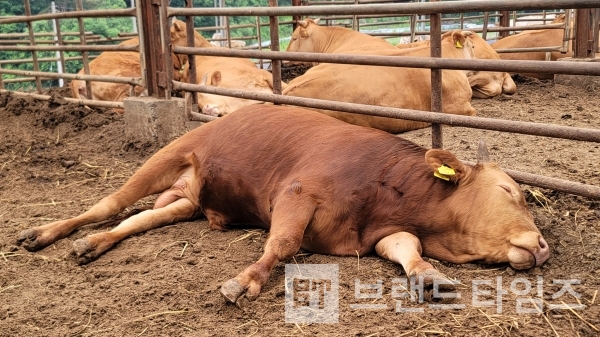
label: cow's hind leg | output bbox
[220,192,315,305]
[17,191,136,251]
[17,154,196,252]
[72,198,196,264]
[375,232,456,288]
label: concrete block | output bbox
[123,97,190,148]
[554,57,600,92]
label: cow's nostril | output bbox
[539,236,548,249]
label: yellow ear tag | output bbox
[455,40,463,49]
[300,29,308,38]
[438,164,456,176]
[434,164,456,181]
[434,171,450,181]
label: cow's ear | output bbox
[210,71,222,86]
[172,20,184,32]
[312,18,320,25]
[425,149,467,183]
[451,30,470,49]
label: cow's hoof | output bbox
[16,228,46,251]
[220,278,246,305]
[417,269,458,290]
[72,238,97,265]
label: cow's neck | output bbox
[315,26,358,53]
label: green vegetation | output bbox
[0,0,293,90]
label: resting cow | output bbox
[173,21,281,117]
[285,18,396,64]
[16,105,550,305]
[283,30,476,133]
[397,32,516,98]
[490,15,572,79]
[70,20,203,112]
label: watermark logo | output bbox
[284,264,586,322]
[285,264,339,323]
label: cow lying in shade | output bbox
[397,32,517,98]
[490,15,575,79]
[283,30,476,133]
[70,20,204,112]
[17,105,549,306]
[173,21,281,117]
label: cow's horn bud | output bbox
[477,139,490,163]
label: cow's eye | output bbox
[499,185,512,194]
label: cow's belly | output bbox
[300,221,368,256]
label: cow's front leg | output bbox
[220,192,315,305]
[72,198,196,264]
[375,232,455,288]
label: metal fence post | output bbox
[24,0,42,93]
[268,0,282,95]
[430,5,443,149]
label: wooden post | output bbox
[140,0,165,98]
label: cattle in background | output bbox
[490,15,572,79]
[70,42,145,111]
[16,105,550,305]
[283,30,476,133]
[70,20,201,112]
[210,32,247,49]
[285,18,397,65]
[172,21,281,117]
[397,32,517,98]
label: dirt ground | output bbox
[0,77,599,337]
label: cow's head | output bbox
[170,19,214,49]
[443,30,476,61]
[421,141,549,270]
[286,18,321,54]
[198,70,276,117]
[461,32,517,98]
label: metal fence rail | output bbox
[173,46,600,75]
[168,0,600,200]
[168,1,599,16]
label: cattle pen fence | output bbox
[0,0,600,201]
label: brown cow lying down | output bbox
[490,15,573,79]
[283,30,476,133]
[70,39,145,110]
[397,32,517,98]
[286,18,397,64]
[171,20,281,117]
[70,20,210,112]
[17,105,550,305]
